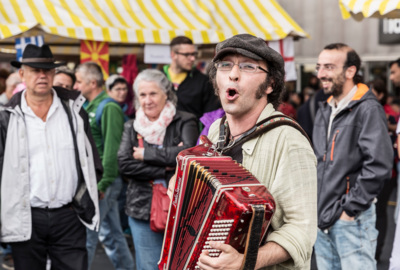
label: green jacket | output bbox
[85,91,124,192]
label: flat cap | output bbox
[212,34,284,74]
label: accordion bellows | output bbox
[159,136,275,270]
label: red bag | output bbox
[137,133,170,233]
[150,183,170,233]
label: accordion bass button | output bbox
[242,187,251,192]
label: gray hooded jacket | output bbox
[313,83,393,230]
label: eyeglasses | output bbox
[215,61,269,73]
[315,64,345,72]
[175,51,198,58]
[112,87,128,92]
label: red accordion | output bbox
[158,136,275,270]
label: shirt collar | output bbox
[21,88,60,119]
[328,85,358,111]
[256,103,275,124]
[241,103,275,156]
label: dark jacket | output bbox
[163,66,220,120]
[118,110,198,221]
[312,84,393,230]
[297,89,330,141]
[0,87,103,242]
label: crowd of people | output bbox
[0,33,398,270]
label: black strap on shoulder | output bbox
[61,100,95,224]
[240,204,265,270]
[217,114,311,153]
[216,115,228,151]
[248,114,312,146]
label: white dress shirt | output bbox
[21,89,78,208]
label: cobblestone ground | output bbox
[0,192,396,270]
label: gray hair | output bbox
[75,62,103,88]
[133,69,177,109]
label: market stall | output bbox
[340,0,400,20]
[0,0,307,44]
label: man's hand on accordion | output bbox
[197,241,243,270]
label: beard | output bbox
[321,71,345,98]
[176,61,193,73]
[255,79,269,99]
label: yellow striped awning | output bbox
[0,0,308,44]
[340,0,400,20]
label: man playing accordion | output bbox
[196,34,317,270]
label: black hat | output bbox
[11,44,65,69]
[212,34,284,73]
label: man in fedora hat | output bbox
[193,34,317,269]
[0,44,102,270]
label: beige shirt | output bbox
[208,104,318,270]
[327,85,358,140]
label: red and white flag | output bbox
[268,37,296,81]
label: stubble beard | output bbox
[322,72,345,98]
[176,61,192,73]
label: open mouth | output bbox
[226,88,239,100]
[228,89,237,97]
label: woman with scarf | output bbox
[118,69,198,270]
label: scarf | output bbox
[133,101,176,145]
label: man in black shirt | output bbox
[163,36,220,121]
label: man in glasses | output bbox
[313,43,392,269]
[163,36,220,121]
[195,33,317,269]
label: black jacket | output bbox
[163,66,220,120]
[118,110,199,220]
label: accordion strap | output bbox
[217,114,311,153]
[240,204,266,270]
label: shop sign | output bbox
[379,18,400,44]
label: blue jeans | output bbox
[390,209,400,269]
[128,217,163,270]
[395,161,400,223]
[315,204,378,270]
[86,177,134,270]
